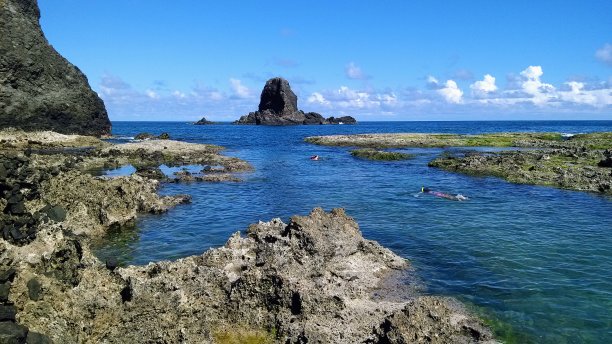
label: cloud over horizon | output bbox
[98,63,612,121]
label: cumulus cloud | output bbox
[595,43,612,66]
[558,81,612,107]
[518,66,555,105]
[470,74,497,97]
[438,80,463,104]
[307,86,396,110]
[345,62,369,80]
[307,92,330,106]
[229,78,251,98]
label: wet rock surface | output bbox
[0,0,111,136]
[429,148,612,194]
[308,131,612,194]
[0,131,494,343]
[235,77,356,125]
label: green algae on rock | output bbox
[305,132,568,148]
[429,149,612,194]
[350,148,414,161]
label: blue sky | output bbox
[39,0,612,121]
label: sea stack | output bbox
[0,0,111,136]
[234,77,356,125]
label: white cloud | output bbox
[426,75,440,89]
[595,43,612,66]
[438,80,463,104]
[145,89,159,99]
[558,81,612,107]
[519,66,555,105]
[172,90,186,99]
[307,92,330,105]
[470,74,497,97]
[307,86,397,110]
[229,78,251,98]
[345,62,369,80]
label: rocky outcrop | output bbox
[0,0,111,136]
[234,77,357,125]
[326,116,356,124]
[0,133,493,343]
[2,204,493,343]
[429,148,612,194]
[194,116,215,125]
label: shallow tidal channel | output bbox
[95,121,612,343]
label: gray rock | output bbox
[0,283,10,302]
[26,331,52,344]
[27,278,41,301]
[0,269,15,283]
[0,0,111,136]
[0,321,28,344]
[45,206,66,222]
[0,305,16,321]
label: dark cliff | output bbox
[0,0,111,136]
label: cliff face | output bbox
[0,0,111,136]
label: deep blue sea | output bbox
[96,121,612,343]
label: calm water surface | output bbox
[96,121,612,343]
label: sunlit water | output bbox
[94,121,612,343]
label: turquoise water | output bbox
[96,121,612,343]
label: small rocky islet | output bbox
[234,77,356,125]
[306,132,612,194]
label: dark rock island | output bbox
[0,0,111,136]
[234,77,356,125]
[194,116,215,125]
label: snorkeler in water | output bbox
[421,187,468,201]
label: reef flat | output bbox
[0,131,494,343]
[306,132,612,194]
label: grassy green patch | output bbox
[568,132,612,149]
[351,148,414,161]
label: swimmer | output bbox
[310,155,320,161]
[421,187,469,201]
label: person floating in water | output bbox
[421,187,468,201]
[310,155,320,161]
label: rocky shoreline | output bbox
[306,132,612,194]
[0,131,495,343]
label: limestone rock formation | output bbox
[0,0,111,136]
[234,77,356,125]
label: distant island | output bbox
[234,77,356,125]
[194,116,216,125]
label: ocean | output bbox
[95,120,612,343]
